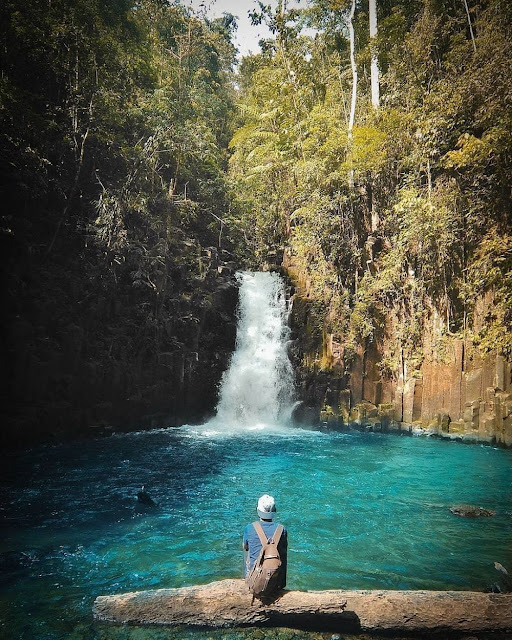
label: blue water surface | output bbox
[1,426,511,639]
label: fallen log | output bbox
[93,578,512,634]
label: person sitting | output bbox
[243,494,287,590]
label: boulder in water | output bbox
[450,504,495,517]
[137,486,156,506]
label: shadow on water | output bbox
[1,427,411,538]
[0,426,254,638]
[0,427,243,595]
[78,622,512,640]
[1,428,234,536]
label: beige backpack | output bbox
[245,521,284,598]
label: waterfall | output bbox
[213,271,296,430]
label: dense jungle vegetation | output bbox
[1,0,243,440]
[229,0,512,374]
[1,0,511,442]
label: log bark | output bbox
[93,578,512,634]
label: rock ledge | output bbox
[93,579,512,633]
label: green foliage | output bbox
[1,0,242,433]
[229,0,512,370]
[463,231,512,357]
[2,0,512,435]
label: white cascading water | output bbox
[213,271,296,430]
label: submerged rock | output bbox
[450,504,496,517]
[137,485,156,506]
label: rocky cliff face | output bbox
[2,250,239,448]
[288,278,512,448]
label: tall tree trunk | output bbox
[347,0,357,187]
[369,0,380,109]
[463,0,477,52]
[347,0,357,135]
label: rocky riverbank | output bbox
[298,399,512,448]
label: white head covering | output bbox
[257,494,276,520]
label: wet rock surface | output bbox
[449,504,496,517]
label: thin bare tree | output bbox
[369,0,380,108]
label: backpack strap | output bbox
[272,524,284,546]
[252,521,284,546]
[252,521,268,546]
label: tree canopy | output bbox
[0,0,242,437]
[228,0,512,367]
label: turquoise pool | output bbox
[1,425,511,639]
